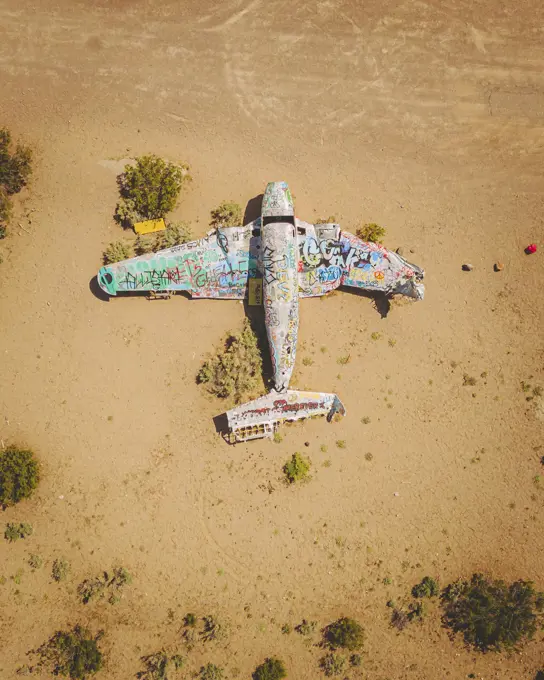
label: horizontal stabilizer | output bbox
[225,390,346,443]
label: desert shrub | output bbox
[4,522,33,542]
[200,615,229,643]
[34,625,103,679]
[283,453,311,484]
[115,197,141,226]
[210,200,242,229]
[356,222,386,244]
[350,653,362,667]
[0,446,40,508]
[0,185,12,225]
[320,653,346,676]
[295,618,316,635]
[324,617,365,651]
[535,672,544,680]
[0,128,33,195]
[441,573,544,652]
[52,558,70,582]
[78,566,132,605]
[137,651,184,679]
[197,320,263,402]
[412,576,440,598]
[116,155,189,225]
[103,240,133,264]
[184,612,197,627]
[252,657,287,680]
[155,221,193,250]
[29,553,43,569]
[199,663,224,680]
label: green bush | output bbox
[356,223,386,244]
[0,128,32,195]
[324,617,365,651]
[200,615,229,642]
[198,663,224,680]
[155,221,193,249]
[252,657,287,680]
[116,155,189,225]
[283,453,311,484]
[35,625,103,679]
[441,573,544,652]
[183,612,197,627]
[103,240,133,264]
[52,558,70,582]
[78,566,132,605]
[210,201,242,229]
[197,320,263,402]
[412,576,439,598]
[320,653,346,676]
[29,553,43,569]
[4,522,33,542]
[0,185,12,225]
[136,651,184,679]
[0,446,39,508]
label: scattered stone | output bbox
[393,492,400,497]
[494,262,504,272]
[462,264,473,271]
[304,441,310,447]
[395,247,405,256]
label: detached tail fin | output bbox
[225,390,346,443]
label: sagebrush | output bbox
[197,320,263,402]
[0,127,32,236]
[0,445,40,508]
[210,201,242,229]
[412,576,439,598]
[78,566,132,605]
[324,617,365,651]
[252,657,287,680]
[115,155,190,226]
[356,222,386,243]
[136,651,184,680]
[33,625,103,679]
[283,453,311,484]
[103,241,133,264]
[441,573,544,652]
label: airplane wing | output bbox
[98,221,262,298]
[296,221,424,300]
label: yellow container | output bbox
[248,278,263,306]
[134,218,166,235]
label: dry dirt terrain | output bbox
[1,0,544,678]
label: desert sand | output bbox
[0,0,543,678]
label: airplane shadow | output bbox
[89,275,110,302]
[244,194,263,224]
[340,286,391,319]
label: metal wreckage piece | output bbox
[98,181,425,442]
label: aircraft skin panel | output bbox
[97,221,261,298]
[261,221,299,391]
[297,227,425,300]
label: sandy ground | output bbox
[1,0,544,678]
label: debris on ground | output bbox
[525,243,537,254]
[462,264,473,271]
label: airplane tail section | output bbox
[225,390,346,443]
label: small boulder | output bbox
[462,264,473,271]
[494,262,504,272]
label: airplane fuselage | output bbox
[260,181,300,392]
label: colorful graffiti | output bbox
[96,180,425,442]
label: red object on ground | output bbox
[525,244,537,254]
